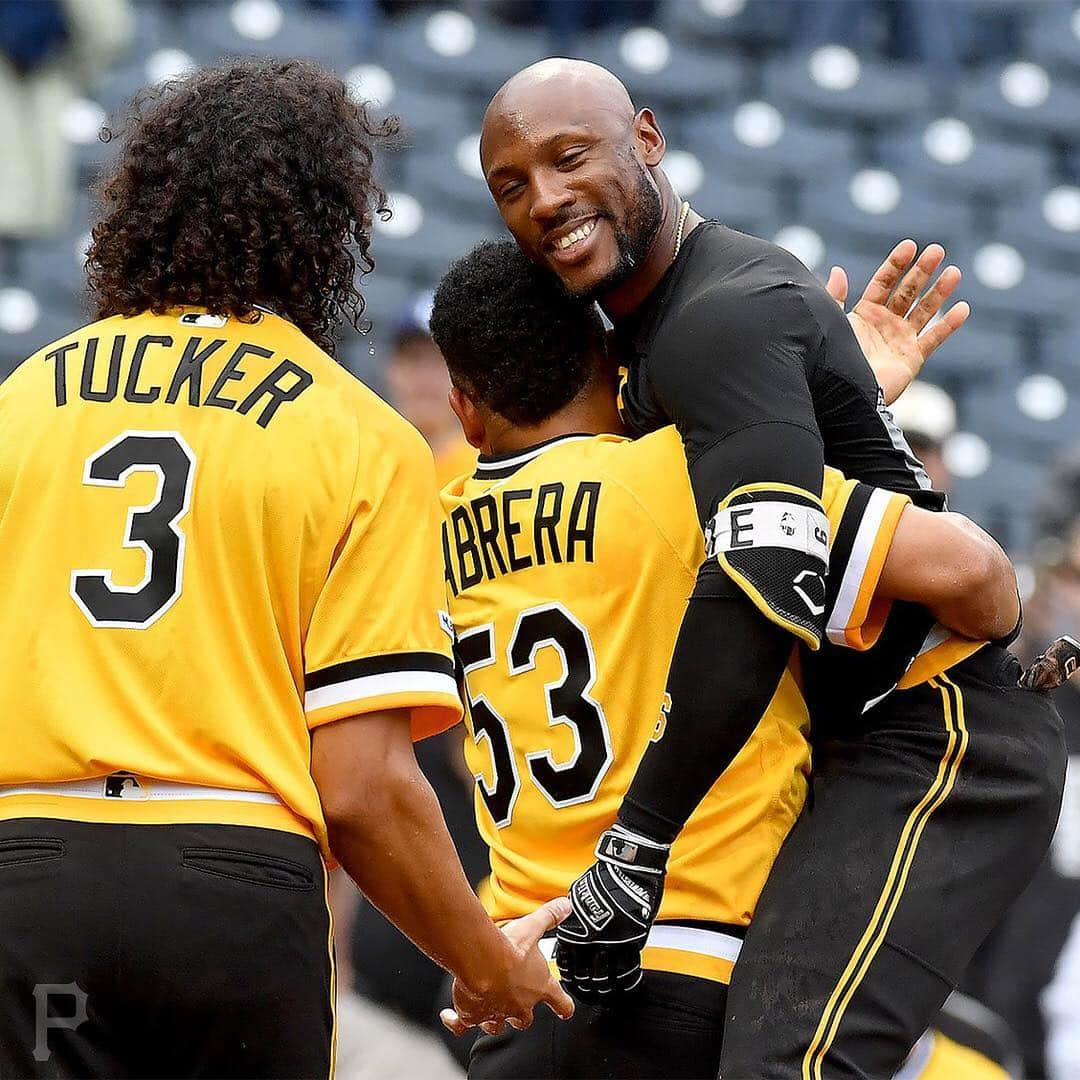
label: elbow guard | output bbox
[705,484,829,649]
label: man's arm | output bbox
[312,708,573,1030]
[556,287,828,998]
[878,507,1019,641]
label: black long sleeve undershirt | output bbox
[617,592,793,845]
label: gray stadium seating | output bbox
[178,0,361,71]
[956,64,1080,146]
[800,175,975,256]
[569,32,745,119]
[998,189,1080,275]
[762,50,932,130]
[684,106,858,191]
[380,11,548,100]
[663,0,798,52]
[1024,3,1080,77]
[876,123,1053,207]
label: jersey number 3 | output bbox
[71,431,196,629]
[457,604,612,828]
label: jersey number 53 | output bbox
[456,603,613,828]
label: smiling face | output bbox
[481,63,666,300]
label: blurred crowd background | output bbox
[3,0,1080,1076]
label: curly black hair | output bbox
[429,240,606,426]
[86,58,398,355]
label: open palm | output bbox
[827,240,970,406]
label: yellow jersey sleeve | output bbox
[821,466,910,651]
[303,420,462,740]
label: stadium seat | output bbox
[955,62,1080,146]
[380,11,548,100]
[689,173,781,240]
[570,30,744,120]
[354,273,416,344]
[683,104,858,191]
[800,170,974,255]
[1024,3,1080,76]
[19,233,93,309]
[62,97,113,185]
[948,452,1042,554]
[663,0,799,52]
[178,0,360,71]
[1039,319,1080,390]
[378,85,472,157]
[0,287,82,376]
[998,185,1080,274]
[403,143,500,226]
[875,119,1053,206]
[816,243,881,291]
[954,242,1077,335]
[909,322,1024,394]
[1068,145,1080,183]
[762,48,932,131]
[369,198,498,283]
[961,377,1080,464]
[97,45,203,114]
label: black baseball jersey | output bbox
[615,222,945,712]
[616,222,943,513]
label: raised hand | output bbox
[827,240,970,406]
[440,896,575,1037]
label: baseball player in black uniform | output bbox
[479,57,1067,1078]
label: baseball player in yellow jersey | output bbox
[0,62,572,1079]
[429,240,1021,1078]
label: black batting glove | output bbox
[553,825,669,1003]
[1020,635,1080,691]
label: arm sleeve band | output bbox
[691,424,828,648]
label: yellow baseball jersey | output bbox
[433,435,478,488]
[441,429,908,983]
[0,308,461,853]
[904,1030,1010,1080]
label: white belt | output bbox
[0,773,284,806]
[540,924,742,964]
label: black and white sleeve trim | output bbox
[304,652,457,713]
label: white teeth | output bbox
[557,219,596,250]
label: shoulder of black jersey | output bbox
[691,223,820,285]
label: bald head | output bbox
[484,58,636,141]
[480,59,672,302]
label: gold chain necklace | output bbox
[673,200,691,259]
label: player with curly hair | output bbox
[0,59,570,1078]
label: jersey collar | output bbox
[473,433,594,480]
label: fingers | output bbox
[507,1011,533,1031]
[503,896,573,950]
[826,265,848,308]
[546,979,576,1019]
[860,239,918,306]
[918,301,970,359]
[906,264,961,333]
[884,243,945,317]
[440,1008,472,1037]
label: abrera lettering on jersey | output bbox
[443,480,600,595]
[41,332,314,428]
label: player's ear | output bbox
[449,385,486,450]
[634,109,665,167]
